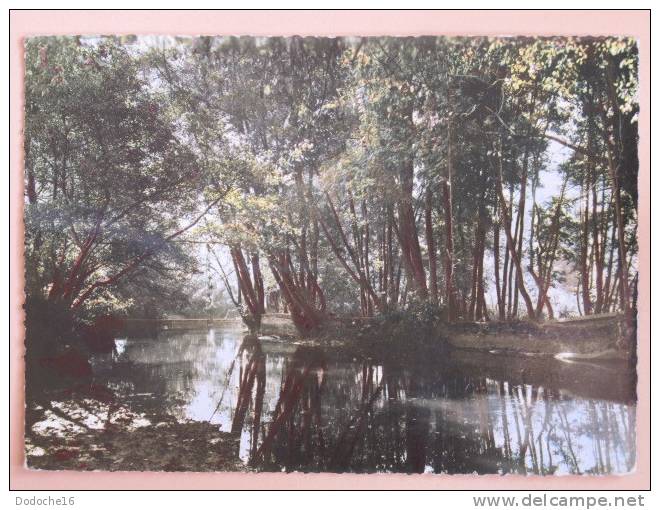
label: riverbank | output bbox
[445,313,632,360]
[124,312,633,361]
[25,392,245,472]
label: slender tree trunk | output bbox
[534,177,568,319]
[495,138,536,319]
[387,207,396,310]
[397,156,428,301]
[599,106,631,318]
[529,267,555,320]
[501,218,510,319]
[442,122,456,318]
[251,252,265,315]
[319,191,383,315]
[268,249,325,335]
[230,245,264,333]
[493,199,505,320]
[469,204,487,321]
[603,217,617,312]
[513,147,530,318]
[468,224,479,321]
[610,163,631,314]
[580,171,594,315]
[506,184,515,319]
[425,186,439,304]
[479,208,488,320]
[592,173,604,313]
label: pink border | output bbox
[9,10,650,490]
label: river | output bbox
[93,327,636,475]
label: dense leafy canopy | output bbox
[24,35,639,335]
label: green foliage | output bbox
[23,35,640,329]
[24,36,203,316]
[352,301,449,357]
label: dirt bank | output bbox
[25,395,245,472]
[122,312,632,360]
[445,314,631,359]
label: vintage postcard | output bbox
[10,9,650,492]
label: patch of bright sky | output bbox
[484,137,580,317]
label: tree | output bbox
[25,34,639,338]
[24,37,216,324]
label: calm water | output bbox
[97,328,637,474]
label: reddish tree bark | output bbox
[533,177,567,319]
[469,205,487,321]
[425,186,439,304]
[318,191,383,315]
[268,249,325,335]
[69,196,222,310]
[591,169,604,313]
[495,141,536,319]
[493,200,505,320]
[580,172,594,315]
[396,158,428,301]
[230,246,265,333]
[441,178,455,318]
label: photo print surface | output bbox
[23,35,639,474]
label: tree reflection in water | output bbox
[104,330,637,474]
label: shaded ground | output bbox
[25,396,244,472]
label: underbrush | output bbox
[24,296,125,401]
[329,303,450,361]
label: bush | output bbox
[24,296,76,361]
[23,296,114,398]
[352,302,449,356]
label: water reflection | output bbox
[100,328,637,474]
